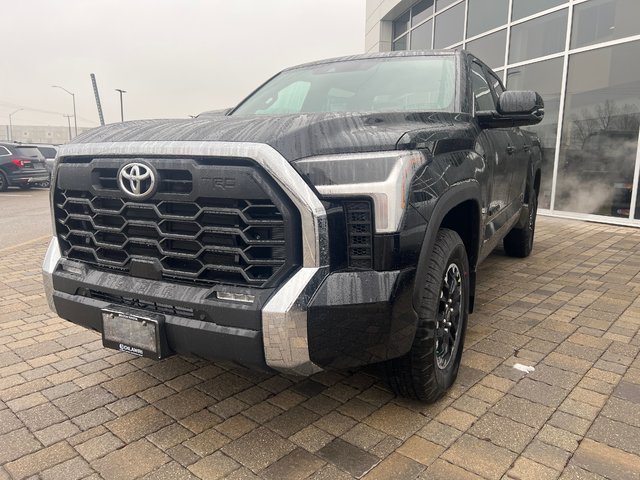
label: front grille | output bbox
[54,157,300,288]
[85,290,196,318]
[344,201,373,269]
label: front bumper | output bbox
[43,237,417,374]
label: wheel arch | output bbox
[412,182,483,314]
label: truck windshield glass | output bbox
[232,56,456,115]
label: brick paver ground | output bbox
[1,216,639,480]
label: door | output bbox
[470,62,511,220]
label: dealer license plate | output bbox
[101,306,165,359]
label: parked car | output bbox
[33,144,59,177]
[0,142,51,191]
[43,50,543,402]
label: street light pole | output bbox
[52,85,78,136]
[8,109,22,142]
[115,89,126,122]
[63,115,73,141]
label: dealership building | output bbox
[366,0,640,226]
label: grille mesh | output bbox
[54,158,297,288]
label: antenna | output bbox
[90,73,105,126]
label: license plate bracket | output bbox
[101,305,169,359]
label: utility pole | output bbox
[115,89,126,122]
[52,85,77,136]
[63,115,73,141]
[8,109,22,142]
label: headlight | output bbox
[293,151,427,233]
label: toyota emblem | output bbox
[118,162,157,200]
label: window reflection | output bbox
[434,2,465,48]
[509,9,568,64]
[412,0,434,26]
[507,58,564,209]
[436,0,458,11]
[512,0,566,21]
[466,29,506,70]
[410,20,432,50]
[556,41,640,218]
[467,0,508,38]
[393,10,411,39]
[393,35,408,51]
[571,0,640,49]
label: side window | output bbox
[471,62,495,112]
[0,146,11,156]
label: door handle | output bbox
[506,146,516,155]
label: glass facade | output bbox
[389,0,640,225]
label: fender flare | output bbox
[412,181,483,311]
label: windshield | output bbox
[232,56,457,116]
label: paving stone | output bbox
[290,425,335,452]
[506,456,560,480]
[317,438,381,478]
[198,372,252,400]
[102,370,159,397]
[154,387,213,420]
[208,397,248,419]
[365,403,427,440]
[40,456,93,480]
[53,385,116,417]
[16,402,66,431]
[215,414,258,440]
[341,423,386,451]
[435,407,478,431]
[417,420,462,448]
[523,439,572,472]
[222,427,295,473]
[5,441,76,480]
[0,408,23,435]
[266,405,320,437]
[183,427,231,457]
[71,407,115,431]
[75,432,124,462]
[363,452,425,479]
[571,438,640,480]
[187,452,240,480]
[141,461,198,480]
[469,412,537,453]
[261,448,325,480]
[147,423,193,450]
[548,411,592,436]
[396,435,445,466]
[614,381,640,404]
[167,444,201,467]
[104,404,173,443]
[536,425,581,452]
[0,428,40,464]
[492,394,554,428]
[420,459,484,479]
[93,439,170,479]
[313,410,357,437]
[511,378,569,408]
[442,434,517,480]
[34,420,80,446]
[180,408,223,434]
[587,416,640,456]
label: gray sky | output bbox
[1,0,365,127]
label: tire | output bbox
[384,228,469,402]
[503,180,538,258]
[0,172,7,192]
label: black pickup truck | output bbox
[43,51,543,402]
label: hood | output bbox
[71,112,471,161]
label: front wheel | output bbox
[0,172,7,192]
[384,228,469,402]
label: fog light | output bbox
[216,291,255,303]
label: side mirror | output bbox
[478,91,544,128]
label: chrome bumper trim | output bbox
[42,237,62,314]
[56,141,329,375]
